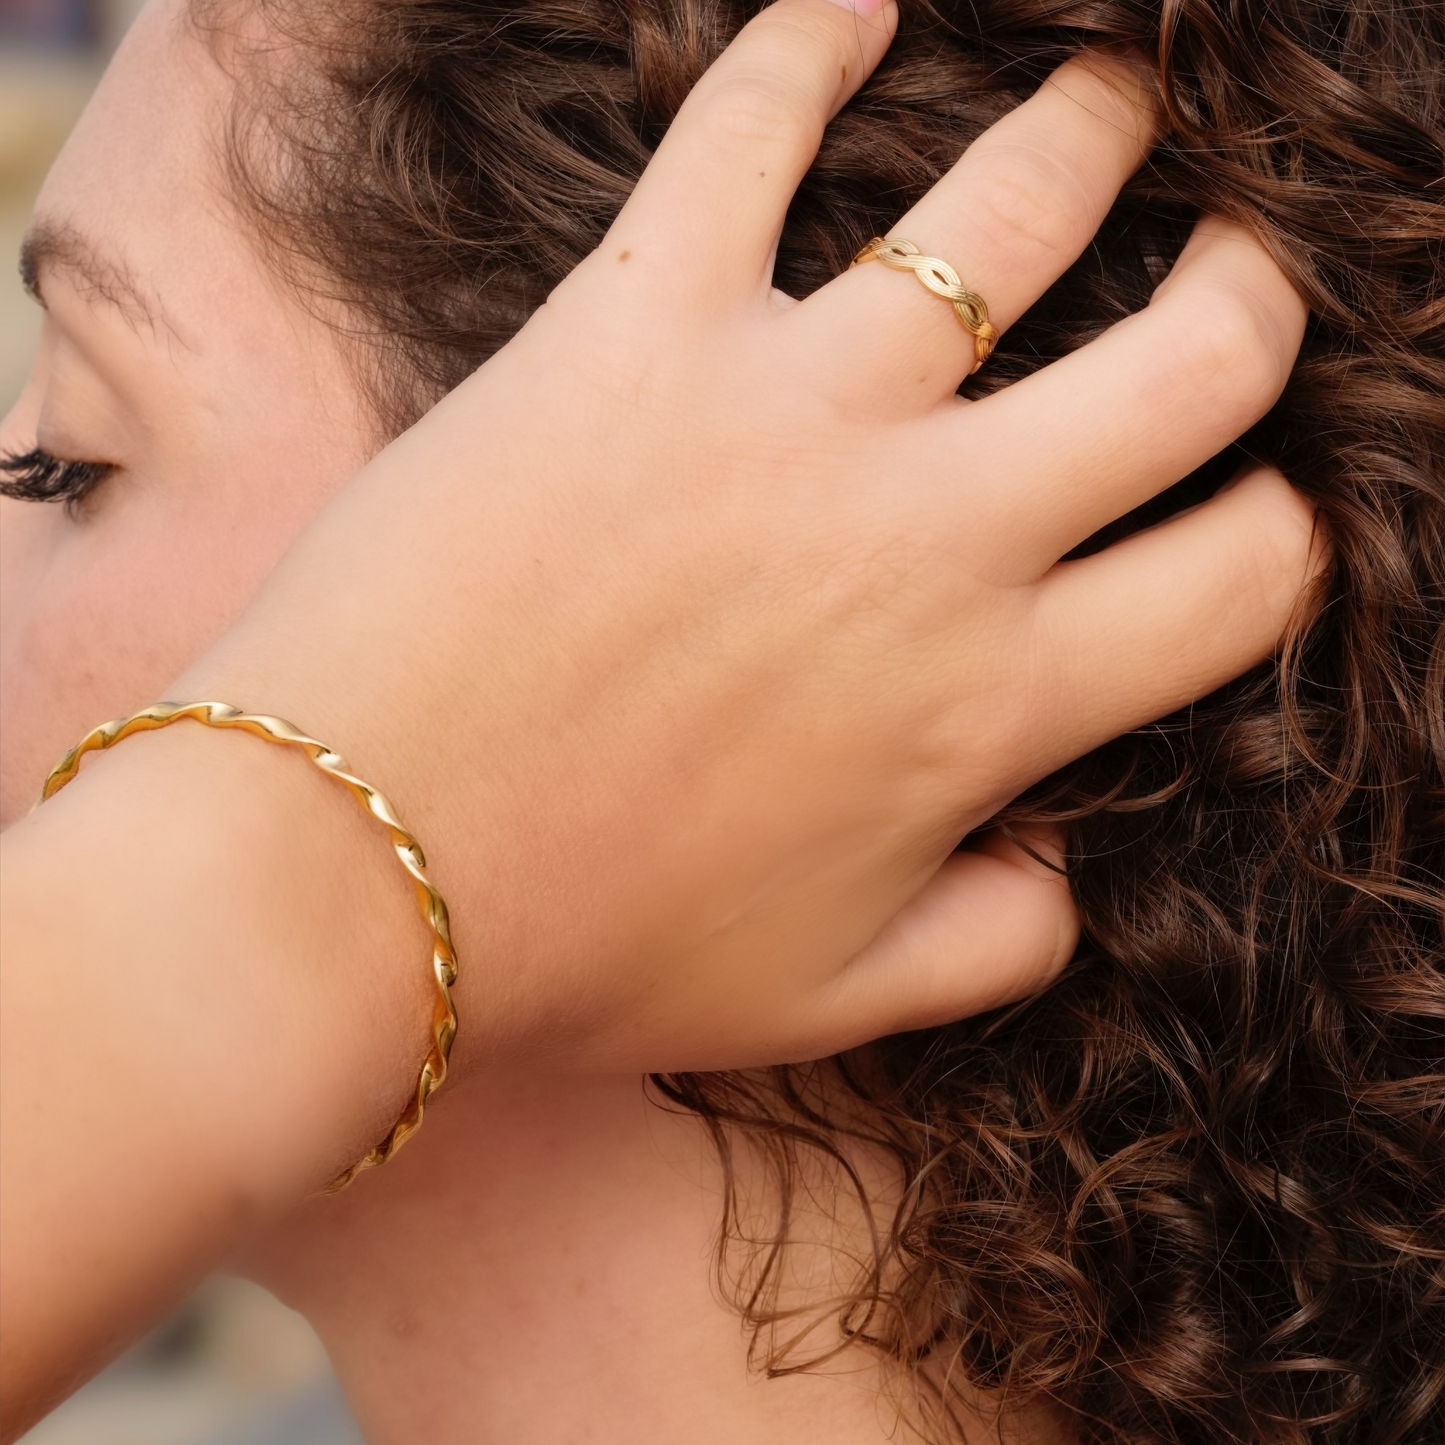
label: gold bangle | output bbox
[851,236,999,374]
[40,700,458,1193]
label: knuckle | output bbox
[1171,285,1293,420]
[693,71,821,153]
[965,144,1093,263]
[750,3,862,81]
[1259,474,1322,555]
[1057,52,1159,137]
[1230,469,1324,614]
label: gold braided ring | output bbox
[41,700,459,1193]
[852,237,999,374]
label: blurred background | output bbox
[3,1,364,1439]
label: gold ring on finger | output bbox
[851,237,999,375]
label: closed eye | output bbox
[0,448,115,514]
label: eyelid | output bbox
[0,446,116,514]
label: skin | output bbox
[0,0,1327,1439]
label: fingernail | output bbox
[820,0,887,15]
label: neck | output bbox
[240,1065,1060,1445]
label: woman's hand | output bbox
[1,0,1324,1429]
[182,3,1318,1068]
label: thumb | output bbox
[819,826,1078,1052]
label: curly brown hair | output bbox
[203,0,1445,1440]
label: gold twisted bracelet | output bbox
[40,700,458,1193]
[852,237,999,375]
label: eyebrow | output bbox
[20,219,171,337]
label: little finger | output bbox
[811,829,1077,1051]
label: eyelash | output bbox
[0,448,114,511]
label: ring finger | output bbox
[794,52,1159,413]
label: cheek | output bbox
[0,462,342,826]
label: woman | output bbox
[1,2,1435,1445]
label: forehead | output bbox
[31,0,269,350]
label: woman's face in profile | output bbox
[0,0,371,826]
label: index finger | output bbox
[613,0,896,307]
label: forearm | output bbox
[0,722,429,1438]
